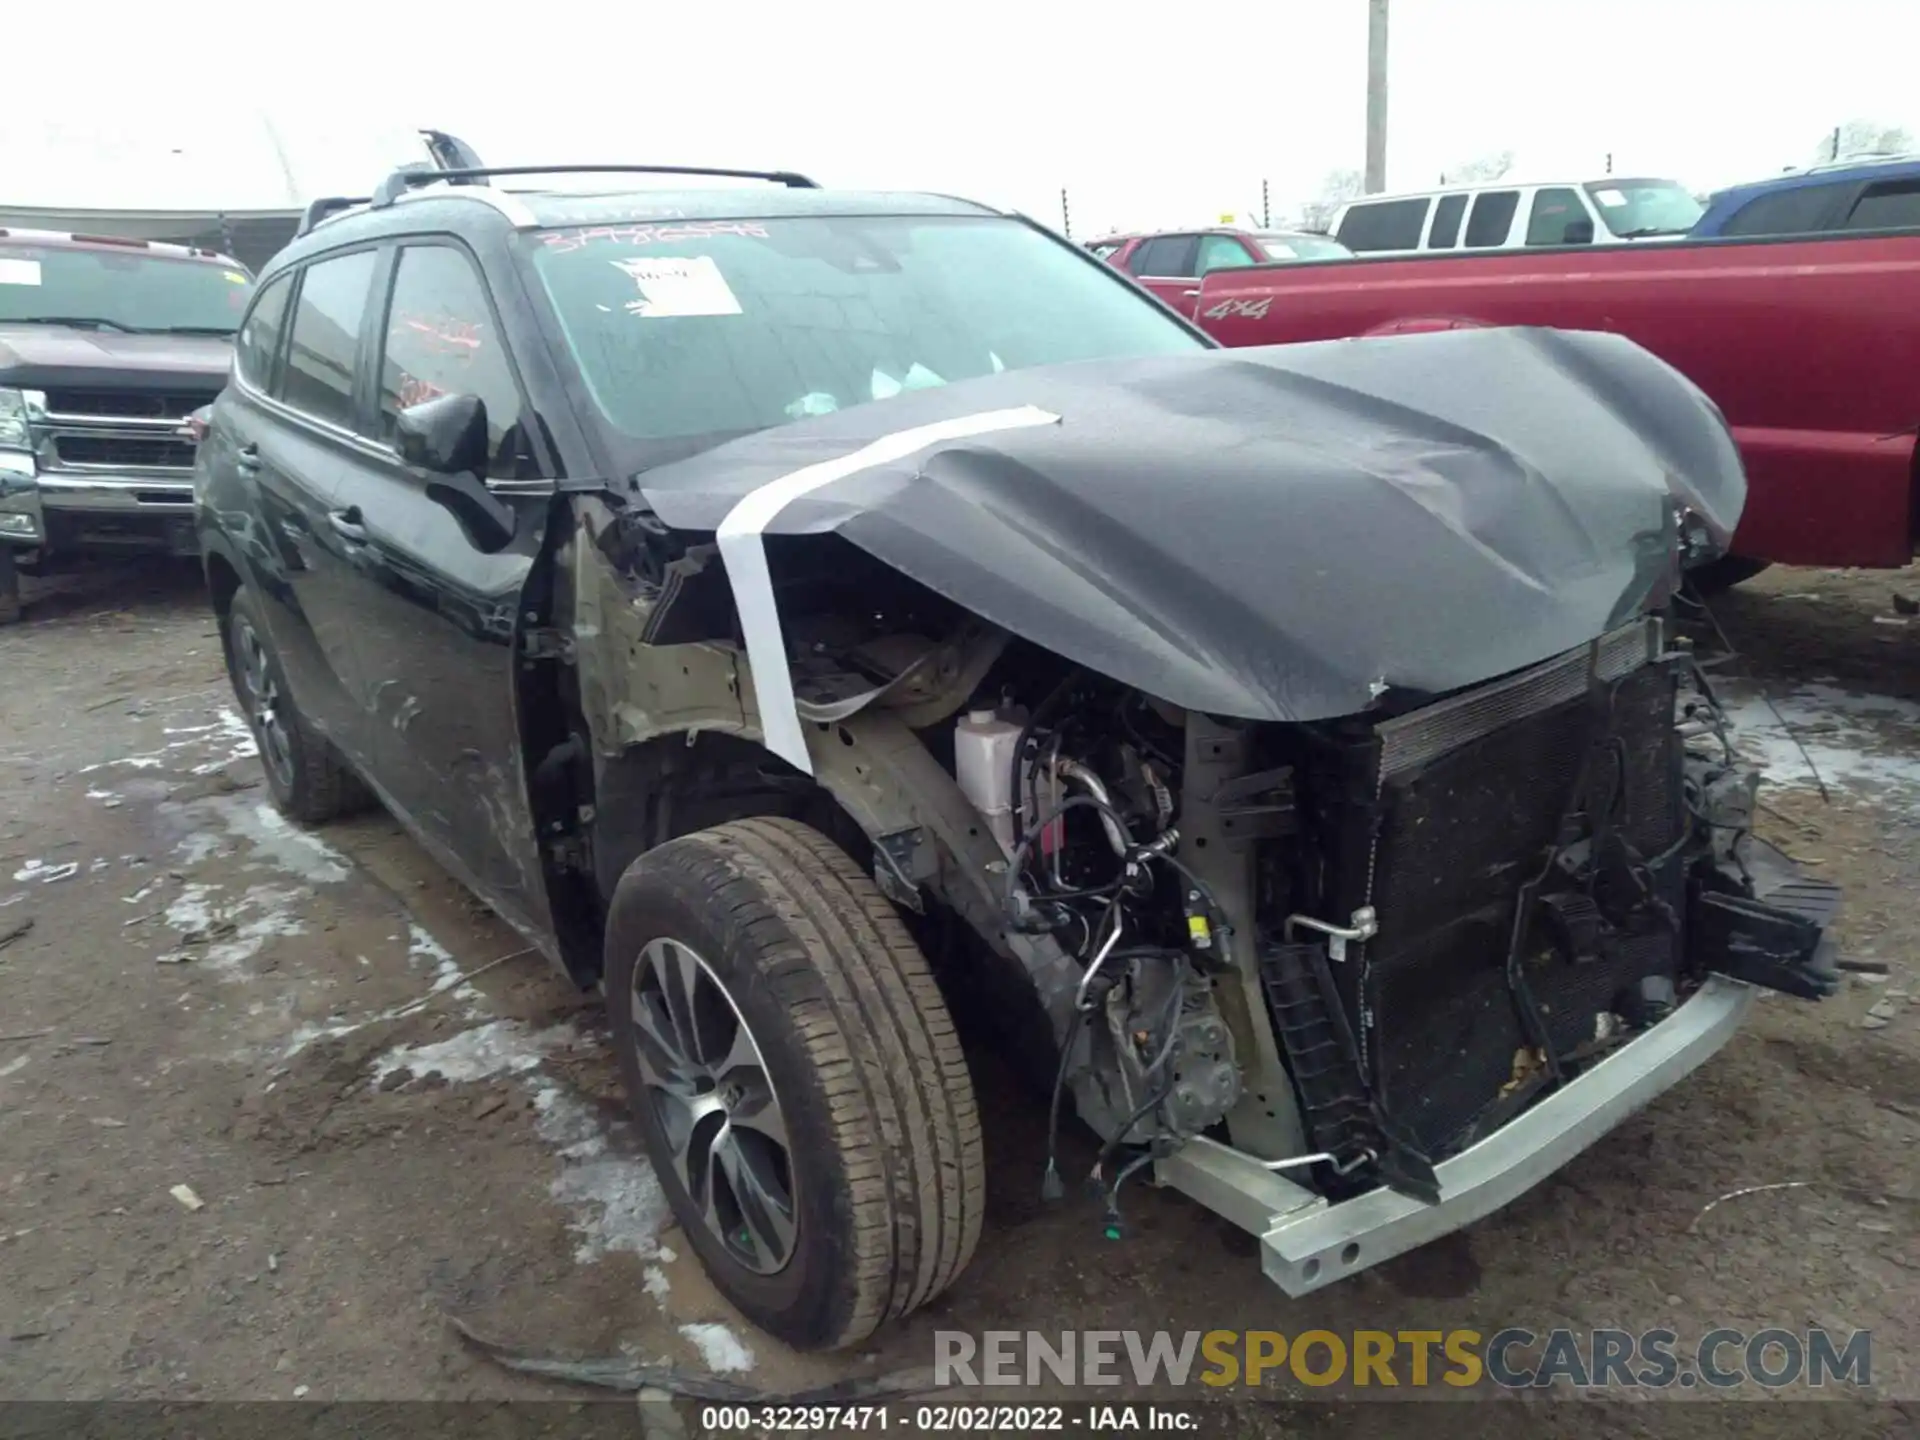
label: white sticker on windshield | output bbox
[1594,188,1627,208]
[0,259,43,286]
[1263,242,1297,259]
[611,255,742,317]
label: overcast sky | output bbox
[7,0,1916,236]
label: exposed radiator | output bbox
[1343,618,1686,1158]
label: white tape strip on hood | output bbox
[715,404,1061,774]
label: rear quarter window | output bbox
[1336,198,1429,252]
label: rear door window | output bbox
[281,250,379,429]
[375,244,529,479]
[1844,180,1920,231]
[1336,198,1429,252]
[1194,234,1257,272]
[1525,187,1589,245]
[1128,235,1200,277]
[1425,194,1468,249]
[1464,191,1521,248]
[235,274,292,393]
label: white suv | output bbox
[1330,178,1703,255]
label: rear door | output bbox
[216,248,385,767]
[1124,234,1202,309]
[330,239,553,936]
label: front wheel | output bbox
[604,817,984,1351]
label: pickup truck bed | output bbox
[1192,232,1920,569]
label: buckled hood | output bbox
[638,325,1743,725]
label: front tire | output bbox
[223,586,368,823]
[1686,555,1771,596]
[605,817,984,1351]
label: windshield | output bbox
[1256,234,1353,261]
[1583,181,1704,238]
[0,243,252,334]
[527,214,1204,446]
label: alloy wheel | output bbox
[233,615,295,792]
[629,937,797,1274]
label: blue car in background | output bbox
[1694,155,1920,238]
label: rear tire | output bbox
[223,585,369,823]
[1686,555,1771,597]
[604,816,984,1351]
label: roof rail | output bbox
[296,195,370,237]
[368,163,821,209]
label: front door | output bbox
[330,240,553,938]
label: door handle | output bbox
[327,506,368,543]
[235,444,262,474]
[1180,288,1201,298]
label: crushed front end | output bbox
[1157,614,1839,1292]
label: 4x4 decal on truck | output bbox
[1203,297,1272,321]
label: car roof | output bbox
[0,224,243,268]
[1710,155,1920,204]
[1105,226,1332,242]
[267,179,1005,276]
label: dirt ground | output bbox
[0,559,1916,1437]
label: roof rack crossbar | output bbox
[296,196,370,237]
[368,163,820,209]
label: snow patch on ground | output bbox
[174,831,226,866]
[679,1322,756,1374]
[364,1018,669,1265]
[533,1083,670,1264]
[0,1055,31,1081]
[78,755,164,774]
[12,859,80,884]
[372,1019,573,1085]
[161,882,309,976]
[210,800,350,884]
[1723,680,1920,800]
[0,892,25,908]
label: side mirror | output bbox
[395,392,489,475]
[1562,219,1595,245]
[396,393,516,554]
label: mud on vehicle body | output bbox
[194,143,1840,1351]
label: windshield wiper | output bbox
[1614,226,1693,238]
[8,315,141,333]
[153,325,238,337]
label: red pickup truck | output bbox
[1189,232,1920,573]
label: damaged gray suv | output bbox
[193,153,1839,1351]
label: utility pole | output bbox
[1831,126,1842,161]
[1261,179,1270,228]
[1605,152,1613,175]
[1365,0,1389,193]
[1061,188,1071,239]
